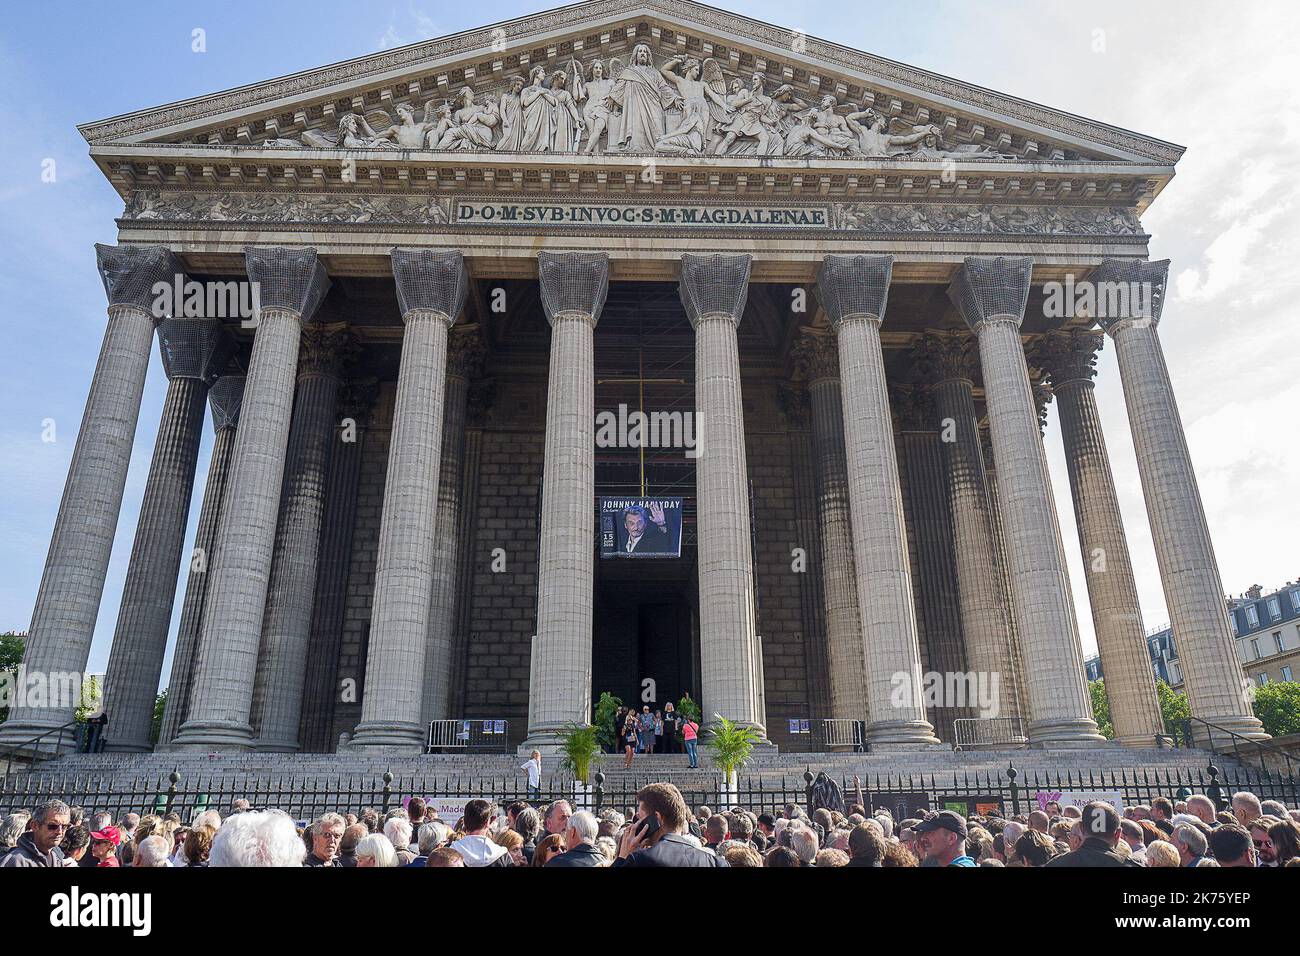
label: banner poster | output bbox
[868,791,931,821]
[599,497,683,558]
[1039,789,1126,816]
[939,796,1005,817]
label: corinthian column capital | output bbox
[815,254,894,328]
[792,328,840,383]
[208,374,246,432]
[157,318,235,384]
[539,251,610,326]
[911,330,978,384]
[447,324,487,381]
[95,243,184,319]
[948,256,1033,331]
[1092,258,1170,335]
[244,246,330,323]
[679,253,751,327]
[391,248,469,324]
[1035,329,1105,390]
[298,325,360,380]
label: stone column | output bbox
[893,383,971,743]
[815,255,938,747]
[249,326,356,751]
[158,374,245,747]
[677,254,769,739]
[1036,329,1163,746]
[0,245,178,745]
[422,326,485,727]
[794,330,867,723]
[299,378,377,753]
[174,246,330,750]
[524,252,609,750]
[914,332,1025,735]
[350,249,468,751]
[1095,258,1266,739]
[949,256,1103,746]
[102,319,234,751]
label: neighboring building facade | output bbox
[1087,581,1300,691]
[0,0,1268,755]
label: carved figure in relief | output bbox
[495,75,527,152]
[432,87,500,150]
[365,101,441,149]
[653,56,727,156]
[604,43,681,152]
[519,65,557,152]
[575,59,620,154]
[843,108,936,157]
[713,73,784,156]
[549,70,585,153]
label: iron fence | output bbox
[2,760,1297,824]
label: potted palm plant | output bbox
[704,714,758,801]
[557,722,602,808]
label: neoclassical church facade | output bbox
[0,0,1265,754]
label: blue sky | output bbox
[1,0,1297,686]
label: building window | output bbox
[1283,665,1294,682]
[1276,633,1286,655]
[1251,638,1262,660]
[1291,590,1300,614]
[1231,614,1239,635]
[1258,673,1269,686]
[1268,597,1282,621]
[1245,605,1260,628]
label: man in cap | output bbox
[914,810,974,867]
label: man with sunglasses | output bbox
[0,798,70,867]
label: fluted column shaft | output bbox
[807,375,868,722]
[678,254,766,737]
[176,246,329,750]
[951,257,1101,745]
[102,377,208,750]
[351,312,451,749]
[1054,375,1163,744]
[0,246,179,744]
[299,381,374,752]
[817,255,937,747]
[1096,258,1265,738]
[250,331,349,751]
[104,319,231,752]
[523,252,607,749]
[930,374,1024,730]
[351,248,467,751]
[158,375,244,747]
[422,349,476,726]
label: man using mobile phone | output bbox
[613,783,729,867]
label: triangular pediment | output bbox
[80,0,1181,171]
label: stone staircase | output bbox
[5,744,1233,790]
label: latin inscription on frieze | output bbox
[454,200,830,228]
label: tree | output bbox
[593,691,622,753]
[1251,682,1300,738]
[676,694,701,723]
[1156,679,1190,735]
[151,688,168,746]
[1088,679,1114,739]
[0,632,24,723]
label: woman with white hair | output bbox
[209,810,305,867]
[384,817,415,865]
[355,833,399,868]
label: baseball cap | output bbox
[90,828,121,846]
[913,810,967,839]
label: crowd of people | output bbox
[3,783,1299,868]
[614,703,701,768]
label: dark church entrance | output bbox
[591,282,699,718]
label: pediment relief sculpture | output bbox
[257,46,1027,162]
